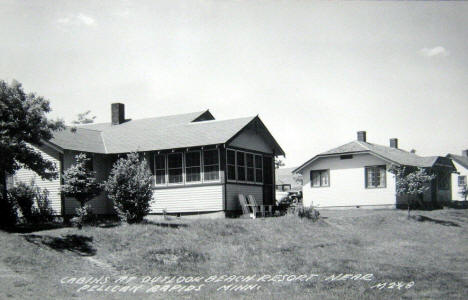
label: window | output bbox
[459,176,467,187]
[255,155,263,183]
[185,151,201,182]
[226,149,264,184]
[365,165,386,188]
[310,170,329,187]
[227,150,236,181]
[168,153,183,184]
[246,153,255,182]
[340,155,353,160]
[237,151,246,181]
[154,154,166,185]
[203,149,219,181]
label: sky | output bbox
[1,0,467,167]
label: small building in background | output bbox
[294,131,455,209]
[446,150,468,201]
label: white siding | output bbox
[13,144,62,215]
[229,128,274,154]
[150,184,224,213]
[451,160,468,201]
[300,153,396,208]
[225,184,263,211]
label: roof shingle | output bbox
[49,111,259,154]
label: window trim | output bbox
[226,148,263,185]
[458,175,467,187]
[310,169,330,188]
[167,152,184,186]
[365,165,387,189]
[203,148,221,182]
[154,153,167,186]
[153,148,222,188]
[254,154,263,184]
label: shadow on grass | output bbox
[411,215,460,227]
[142,220,189,229]
[23,234,96,256]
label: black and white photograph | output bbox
[0,0,467,299]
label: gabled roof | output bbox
[294,140,453,173]
[447,154,468,169]
[49,110,284,155]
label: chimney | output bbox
[111,103,125,125]
[390,138,398,149]
[462,150,468,157]
[357,131,366,142]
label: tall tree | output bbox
[0,80,64,223]
[389,165,436,218]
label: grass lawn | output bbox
[1,209,467,299]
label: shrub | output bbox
[8,181,55,224]
[8,181,36,223]
[103,152,153,223]
[33,188,55,223]
[295,205,320,221]
[72,204,96,229]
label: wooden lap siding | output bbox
[225,184,263,211]
[12,144,62,215]
[150,185,224,213]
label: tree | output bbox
[61,153,101,209]
[389,165,436,218]
[103,153,152,223]
[72,110,96,125]
[0,80,64,225]
[275,158,285,169]
[293,173,303,186]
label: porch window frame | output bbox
[153,148,222,188]
[167,152,184,186]
[226,148,264,185]
[203,148,221,182]
[154,153,167,186]
[185,150,202,184]
[254,154,263,184]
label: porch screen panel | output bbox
[227,150,236,181]
[185,152,201,182]
[237,151,246,181]
[204,149,219,181]
[255,155,263,183]
[154,154,166,184]
[246,153,254,182]
[168,153,183,183]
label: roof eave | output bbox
[225,116,286,157]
